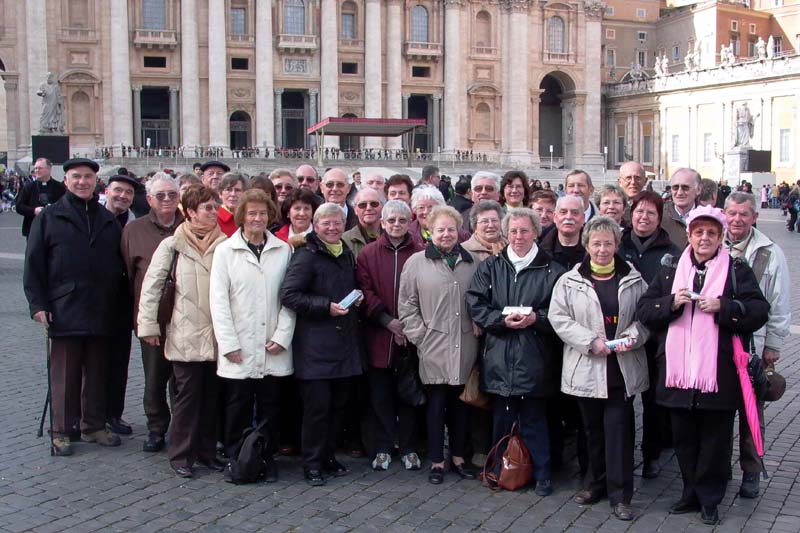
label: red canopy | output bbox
[307,117,426,137]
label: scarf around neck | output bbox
[507,243,538,273]
[664,245,729,393]
[474,232,508,257]
[183,222,222,255]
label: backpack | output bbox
[223,419,270,484]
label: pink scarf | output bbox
[664,246,729,393]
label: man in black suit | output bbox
[15,158,66,237]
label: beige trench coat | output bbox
[548,261,650,399]
[398,246,480,386]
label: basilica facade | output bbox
[0,0,606,169]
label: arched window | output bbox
[547,16,565,53]
[410,5,429,42]
[475,102,491,139]
[341,1,357,39]
[475,11,491,47]
[142,0,166,30]
[70,91,91,133]
[284,0,305,35]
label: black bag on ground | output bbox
[224,419,270,484]
[393,347,426,407]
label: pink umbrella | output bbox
[732,336,763,457]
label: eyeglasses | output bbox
[620,175,645,183]
[318,220,344,229]
[275,184,294,191]
[385,217,409,225]
[197,203,218,212]
[357,201,381,209]
[505,184,524,190]
[297,176,317,183]
[323,181,347,189]
[671,184,692,192]
[473,185,496,193]
[223,187,243,194]
[476,217,500,226]
[153,191,179,201]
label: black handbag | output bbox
[393,348,426,407]
[156,251,179,328]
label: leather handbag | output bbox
[459,365,492,411]
[481,422,532,491]
[393,348,426,407]
[156,251,179,327]
[763,364,786,402]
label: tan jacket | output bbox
[461,235,494,262]
[548,260,650,399]
[138,223,227,362]
[660,201,690,250]
[398,246,480,385]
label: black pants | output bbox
[222,376,280,459]
[576,391,635,505]
[169,361,218,469]
[641,350,670,461]
[492,395,551,481]
[106,328,132,420]
[788,207,798,231]
[739,399,766,473]
[298,377,351,470]
[547,393,588,472]
[426,384,468,464]
[140,339,174,436]
[369,367,416,456]
[671,408,735,507]
[50,336,108,437]
[278,376,302,449]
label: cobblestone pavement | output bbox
[0,207,799,533]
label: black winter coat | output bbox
[23,192,125,337]
[15,178,66,237]
[466,248,566,397]
[280,232,363,380]
[636,257,769,411]
[619,227,681,286]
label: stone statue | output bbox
[661,55,670,75]
[684,51,694,72]
[756,37,767,60]
[694,39,702,66]
[36,72,65,134]
[734,102,755,147]
[566,112,574,143]
[654,57,664,77]
[767,35,775,59]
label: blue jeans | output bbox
[492,395,551,481]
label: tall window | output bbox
[68,0,89,28]
[671,135,680,163]
[547,16,566,53]
[637,50,647,67]
[642,122,653,163]
[411,5,429,42]
[703,133,713,162]
[780,129,792,162]
[71,91,91,133]
[230,7,246,35]
[284,0,305,35]
[341,1,357,39]
[475,11,491,47]
[605,48,616,66]
[142,0,166,30]
[475,103,491,139]
[616,124,625,164]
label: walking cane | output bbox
[36,328,53,456]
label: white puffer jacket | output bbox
[210,229,296,379]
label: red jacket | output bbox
[356,233,424,368]
[217,207,237,237]
[274,223,291,242]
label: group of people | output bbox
[20,157,790,526]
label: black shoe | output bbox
[304,468,325,486]
[701,505,719,525]
[613,503,634,521]
[198,458,226,472]
[669,498,701,514]
[216,441,229,459]
[265,459,278,483]
[172,465,193,478]
[739,471,760,498]
[106,417,133,435]
[429,466,444,484]
[574,490,605,505]
[347,446,365,459]
[642,460,661,479]
[451,461,477,480]
[535,479,553,497]
[322,458,348,477]
[143,433,165,453]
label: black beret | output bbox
[107,175,142,190]
[200,160,230,173]
[62,158,100,173]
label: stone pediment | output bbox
[58,69,101,84]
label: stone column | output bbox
[25,0,49,137]
[402,93,410,119]
[169,87,179,147]
[626,113,635,161]
[363,0,383,149]
[255,0,275,149]
[109,0,133,146]
[15,3,30,149]
[442,0,462,153]
[2,78,20,163]
[653,111,661,174]
[580,4,604,170]
[132,86,142,147]
[208,0,228,149]
[504,2,530,161]
[687,105,695,167]
[320,0,339,148]
[274,88,284,148]
[385,0,403,149]
[181,0,200,148]
[309,89,319,148]
[432,93,442,152]
[530,91,543,164]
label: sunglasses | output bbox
[323,181,347,189]
[297,176,317,183]
[385,217,409,224]
[153,191,179,201]
[357,201,381,209]
[671,184,692,192]
[473,185,496,193]
[275,184,294,191]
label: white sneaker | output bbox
[401,452,421,471]
[372,453,391,471]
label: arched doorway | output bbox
[340,113,360,152]
[229,111,252,149]
[539,75,563,160]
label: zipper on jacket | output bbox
[85,200,92,236]
[387,245,399,367]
